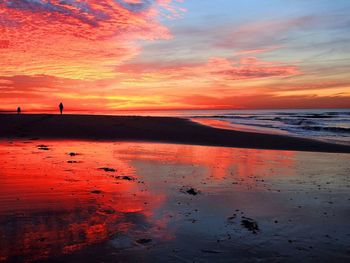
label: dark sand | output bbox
[1,114,350,153]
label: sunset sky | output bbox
[1,0,350,111]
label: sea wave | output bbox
[191,115,256,119]
[189,109,350,145]
[300,126,350,134]
[273,117,317,126]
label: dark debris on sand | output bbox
[227,214,237,224]
[241,217,260,234]
[136,238,152,245]
[91,190,103,194]
[115,175,135,181]
[68,152,78,156]
[99,167,116,172]
[180,187,200,196]
[37,145,49,151]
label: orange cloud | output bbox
[1,3,349,112]
[0,54,303,111]
[0,0,184,79]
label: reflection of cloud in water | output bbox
[116,143,296,180]
[0,189,163,262]
[0,141,167,262]
[1,141,349,262]
[1,208,125,261]
[0,140,296,261]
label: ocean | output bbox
[186,109,350,146]
[98,108,350,146]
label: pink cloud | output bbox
[235,45,284,55]
[0,0,185,79]
[126,56,301,81]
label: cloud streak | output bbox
[119,56,300,82]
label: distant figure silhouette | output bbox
[17,107,21,115]
[59,102,64,115]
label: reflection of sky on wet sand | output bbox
[0,141,349,262]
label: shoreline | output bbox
[1,114,350,153]
[191,117,350,147]
[190,118,290,135]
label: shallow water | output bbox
[188,109,350,146]
[0,140,349,262]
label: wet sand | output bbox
[1,114,350,153]
[191,118,290,135]
[0,140,349,262]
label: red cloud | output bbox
[0,0,184,79]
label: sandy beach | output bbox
[1,114,350,153]
[2,0,350,262]
[0,140,349,262]
[1,114,350,262]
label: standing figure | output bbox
[59,102,64,115]
[17,107,21,115]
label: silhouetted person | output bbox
[17,107,21,115]
[59,102,64,115]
